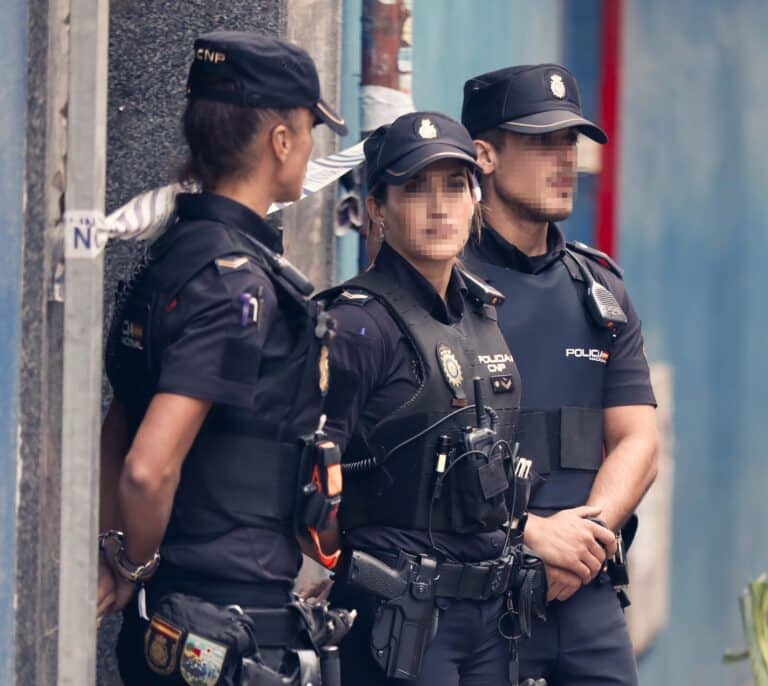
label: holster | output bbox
[346,550,440,680]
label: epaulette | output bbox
[566,241,624,279]
[214,255,252,275]
[336,288,374,305]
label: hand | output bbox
[296,578,334,602]
[524,506,616,584]
[97,557,117,619]
[545,564,582,603]
[111,575,139,614]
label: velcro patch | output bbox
[145,615,182,676]
[180,632,228,686]
[490,374,516,394]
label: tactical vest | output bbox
[322,268,521,534]
[106,218,328,541]
[462,245,621,510]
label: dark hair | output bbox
[474,127,507,152]
[180,92,299,189]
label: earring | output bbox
[378,221,385,240]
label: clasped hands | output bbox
[524,506,617,604]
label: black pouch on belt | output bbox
[446,443,510,533]
[144,592,258,685]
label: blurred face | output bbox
[272,108,315,202]
[368,159,476,265]
[483,128,578,222]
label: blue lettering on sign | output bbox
[74,225,92,250]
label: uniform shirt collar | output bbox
[373,242,466,324]
[175,192,284,254]
[475,222,565,274]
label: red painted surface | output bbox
[595,0,622,257]
[361,0,410,89]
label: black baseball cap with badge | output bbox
[364,111,478,188]
[187,30,348,135]
[460,63,607,144]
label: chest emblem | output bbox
[436,343,467,405]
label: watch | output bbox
[99,530,160,583]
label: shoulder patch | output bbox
[566,241,624,279]
[214,255,251,275]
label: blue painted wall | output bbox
[0,0,26,680]
[620,1,768,683]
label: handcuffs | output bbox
[99,529,160,583]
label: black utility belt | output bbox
[342,547,548,680]
[143,592,354,686]
[371,550,515,601]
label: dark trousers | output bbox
[331,583,510,686]
[518,576,638,686]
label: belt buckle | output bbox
[485,556,513,598]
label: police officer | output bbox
[320,111,542,685]
[460,64,660,685]
[98,31,351,685]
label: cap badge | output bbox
[550,74,566,99]
[417,118,438,139]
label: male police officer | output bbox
[461,64,659,685]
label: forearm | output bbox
[117,393,211,566]
[100,397,131,532]
[586,407,659,531]
[118,465,179,566]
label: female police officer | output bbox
[97,31,349,685]
[321,112,541,685]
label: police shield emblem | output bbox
[144,615,182,676]
[436,343,467,404]
[180,632,228,686]
[549,73,566,99]
[416,117,438,139]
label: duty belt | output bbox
[241,607,303,647]
[370,550,515,601]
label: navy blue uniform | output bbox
[325,242,512,686]
[465,223,656,686]
[109,194,308,685]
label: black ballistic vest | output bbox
[106,219,326,541]
[325,269,522,534]
[463,247,617,510]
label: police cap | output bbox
[461,64,606,143]
[187,30,347,135]
[364,111,477,189]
